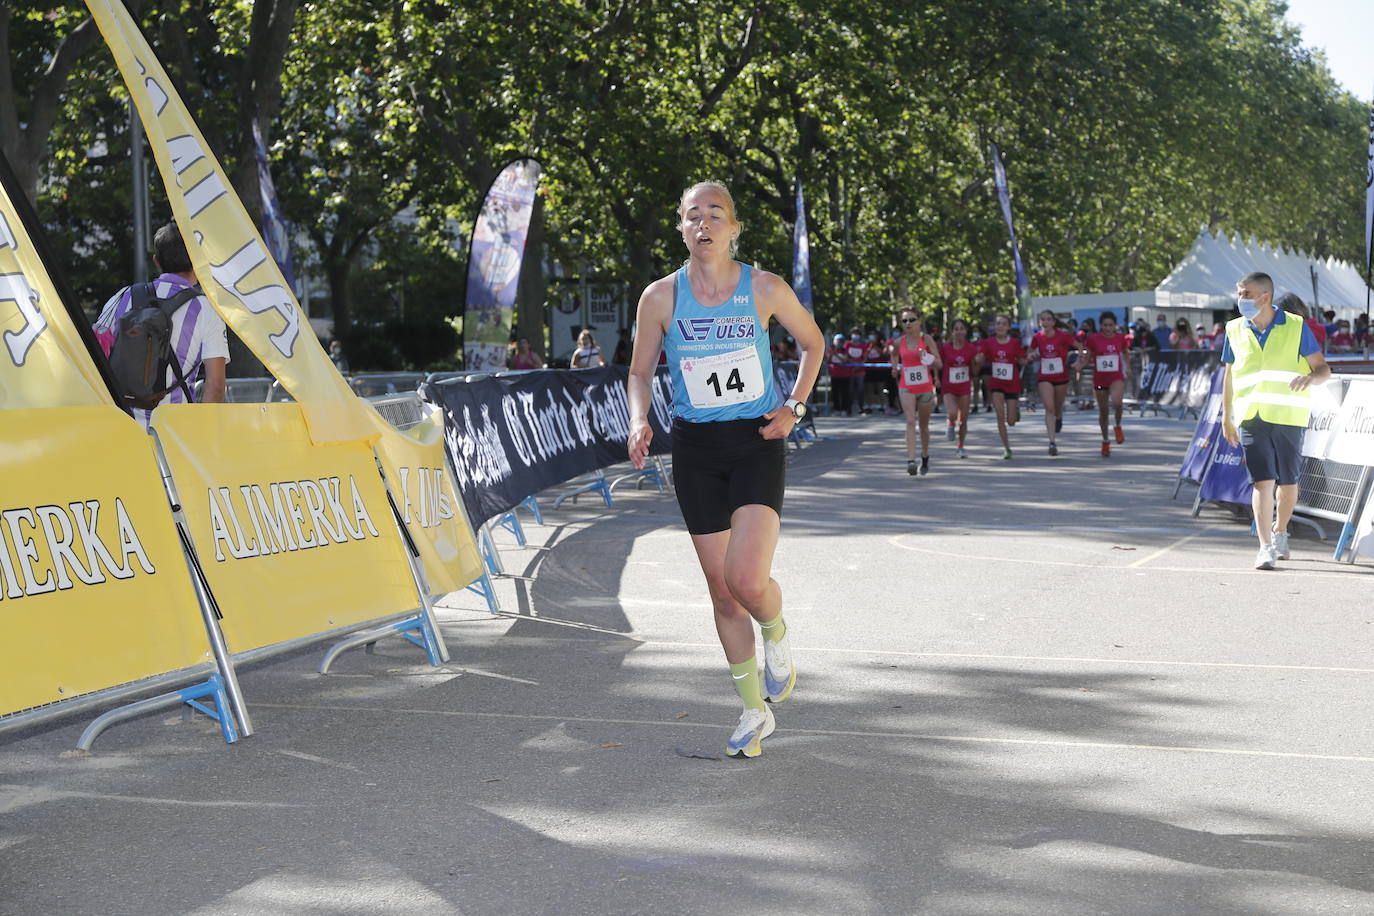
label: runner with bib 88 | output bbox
[626,180,823,759]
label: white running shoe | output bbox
[1254,544,1278,570]
[763,629,795,703]
[1272,530,1291,560]
[726,705,776,758]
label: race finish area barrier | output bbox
[1136,350,1217,419]
[0,407,248,747]
[365,393,500,614]
[423,365,674,527]
[1175,372,1374,562]
[150,403,448,674]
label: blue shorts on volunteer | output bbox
[1238,419,1304,486]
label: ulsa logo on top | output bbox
[676,318,716,342]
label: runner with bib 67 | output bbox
[626,181,823,758]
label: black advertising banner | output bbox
[1136,351,1218,409]
[424,366,674,525]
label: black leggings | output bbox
[671,416,785,535]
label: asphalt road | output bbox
[3,405,1373,915]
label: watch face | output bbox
[792,401,808,418]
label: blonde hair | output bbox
[678,180,741,257]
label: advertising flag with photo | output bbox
[85,0,370,444]
[463,159,542,372]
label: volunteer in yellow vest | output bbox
[1221,271,1329,570]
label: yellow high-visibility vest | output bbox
[1226,311,1312,427]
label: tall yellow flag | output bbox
[84,0,372,444]
[0,177,114,409]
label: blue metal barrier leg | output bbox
[498,510,527,546]
[76,674,238,751]
[520,495,544,525]
[465,569,502,614]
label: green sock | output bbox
[729,658,766,711]
[759,614,787,644]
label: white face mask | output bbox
[1237,297,1261,320]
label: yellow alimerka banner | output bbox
[1,407,211,716]
[365,404,485,596]
[0,183,114,409]
[85,0,371,445]
[151,403,421,652]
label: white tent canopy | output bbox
[1032,227,1371,325]
[1157,228,1370,316]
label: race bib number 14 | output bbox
[681,347,766,409]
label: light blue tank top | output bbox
[664,263,781,422]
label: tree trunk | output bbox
[516,193,548,358]
[326,257,354,344]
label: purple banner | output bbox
[1198,431,1253,505]
[990,142,1031,321]
[792,178,812,312]
[1178,366,1226,483]
[464,158,542,371]
[251,119,296,293]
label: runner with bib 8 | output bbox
[626,180,823,759]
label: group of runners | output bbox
[888,308,1132,472]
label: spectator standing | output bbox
[1169,318,1197,350]
[93,221,228,427]
[1152,314,1173,349]
[828,332,853,415]
[570,329,605,368]
[510,338,545,370]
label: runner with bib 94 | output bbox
[626,180,823,758]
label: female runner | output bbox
[1083,311,1130,456]
[940,318,977,457]
[974,314,1025,459]
[891,307,942,475]
[627,180,823,758]
[1028,309,1075,456]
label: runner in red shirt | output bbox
[891,307,942,475]
[1028,309,1075,456]
[973,313,1026,459]
[1083,311,1129,456]
[939,318,977,458]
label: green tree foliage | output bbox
[11,0,1369,364]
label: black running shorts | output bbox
[670,416,785,535]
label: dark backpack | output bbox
[108,282,200,410]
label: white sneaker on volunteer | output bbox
[1272,530,1291,560]
[1254,544,1278,570]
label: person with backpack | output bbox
[93,221,228,426]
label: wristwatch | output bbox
[784,398,808,420]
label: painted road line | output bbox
[253,703,1374,764]
[1126,526,1218,568]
